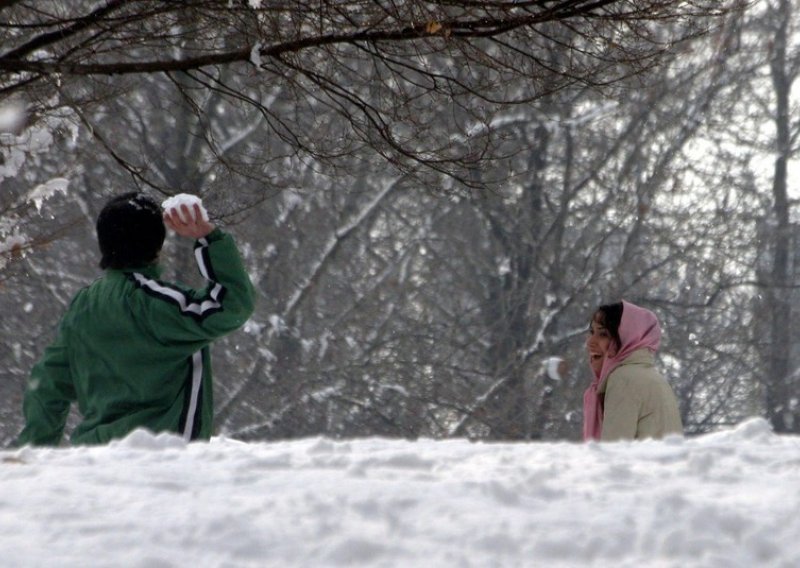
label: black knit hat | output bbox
[97,192,166,270]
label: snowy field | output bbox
[1,418,798,567]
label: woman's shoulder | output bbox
[608,350,659,382]
[618,348,656,367]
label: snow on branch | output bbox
[281,176,403,321]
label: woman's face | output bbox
[586,313,614,374]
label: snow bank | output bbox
[1,418,798,567]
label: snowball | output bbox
[545,356,564,381]
[0,102,26,133]
[250,41,263,67]
[162,193,209,223]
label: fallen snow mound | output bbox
[1,417,798,567]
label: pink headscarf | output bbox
[582,300,661,441]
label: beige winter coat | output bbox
[598,349,683,441]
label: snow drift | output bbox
[1,417,797,567]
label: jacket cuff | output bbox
[201,227,224,243]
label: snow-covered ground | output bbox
[1,418,798,567]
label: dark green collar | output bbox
[108,264,163,279]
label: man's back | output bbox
[17,204,255,446]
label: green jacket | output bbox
[599,349,683,441]
[16,228,255,446]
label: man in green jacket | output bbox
[16,192,255,446]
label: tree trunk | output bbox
[766,0,796,433]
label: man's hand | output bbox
[163,204,215,239]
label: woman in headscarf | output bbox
[583,300,683,441]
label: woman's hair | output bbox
[593,302,623,347]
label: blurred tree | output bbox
[4,0,773,446]
[682,0,800,433]
[760,0,800,433]
[1,0,734,190]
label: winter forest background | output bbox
[1,0,799,446]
